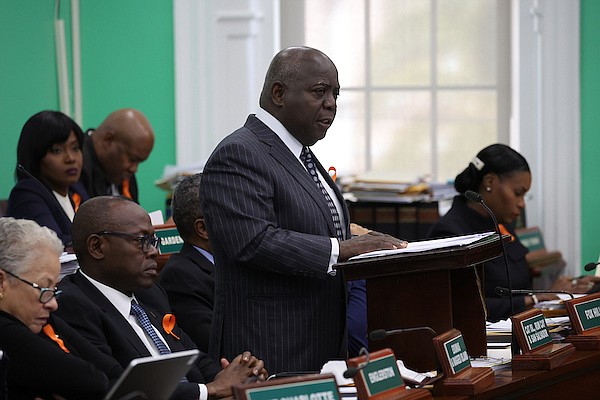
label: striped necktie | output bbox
[130,300,170,355]
[300,146,343,240]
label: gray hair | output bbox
[0,217,63,276]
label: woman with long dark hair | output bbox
[7,110,89,248]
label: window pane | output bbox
[437,0,497,85]
[437,90,496,182]
[371,0,431,86]
[313,91,366,176]
[305,0,365,87]
[370,91,431,181]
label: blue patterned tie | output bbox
[300,146,343,240]
[130,300,171,355]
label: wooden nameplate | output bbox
[347,348,431,400]
[564,293,600,350]
[432,329,494,396]
[511,308,575,370]
[233,374,341,400]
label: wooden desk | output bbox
[335,235,503,372]
[433,349,600,399]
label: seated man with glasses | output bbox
[0,217,110,399]
[55,196,267,400]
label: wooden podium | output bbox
[335,235,503,372]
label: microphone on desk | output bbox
[584,262,599,272]
[369,326,437,341]
[343,347,371,379]
[495,286,575,300]
[465,190,518,355]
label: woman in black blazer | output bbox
[428,144,594,321]
[0,217,108,399]
[7,110,89,248]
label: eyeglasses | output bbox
[1,268,62,304]
[95,231,161,253]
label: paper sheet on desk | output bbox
[60,252,77,263]
[349,232,496,261]
[486,316,571,332]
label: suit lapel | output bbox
[246,116,340,238]
[181,243,214,275]
[72,272,152,357]
[313,153,351,240]
[137,296,184,352]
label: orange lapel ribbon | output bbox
[121,179,132,199]
[71,192,81,212]
[42,324,70,353]
[162,314,180,340]
[328,166,337,182]
[498,224,515,242]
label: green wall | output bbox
[0,0,174,214]
[581,0,600,267]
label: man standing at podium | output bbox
[201,46,406,373]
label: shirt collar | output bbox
[193,245,214,264]
[255,107,304,160]
[79,270,137,320]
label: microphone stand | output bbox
[343,347,371,379]
[465,190,518,355]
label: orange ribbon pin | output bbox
[328,166,337,182]
[498,224,515,242]
[42,324,70,353]
[162,314,180,340]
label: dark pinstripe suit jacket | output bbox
[201,115,351,374]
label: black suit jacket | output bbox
[81,131,139,203]
[158,243,215,353]
[427,195,531,321]
[55,271,221,399]
[0,310,109,399]
[6,178,89,247]
[201,114,350,374]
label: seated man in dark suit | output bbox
[81,109,155,203]
[158,174,214,353]
[55,196,266,400]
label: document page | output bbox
[349,232,496,261]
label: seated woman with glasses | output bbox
[0,217,109,399]
[7,110,89,249]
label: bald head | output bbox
[259,46,334,108]
[91,108,155,185]
[72,196,136,260]
[72,196,159,294]
[259,46,339,146]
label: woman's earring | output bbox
[485,187,491,192]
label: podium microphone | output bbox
[343,347,370,379]
[465,190,517,355]
[584,262,599,272]
[369,327,437,341]
[495,286,575,300]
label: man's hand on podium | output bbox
[339,231,407,262]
